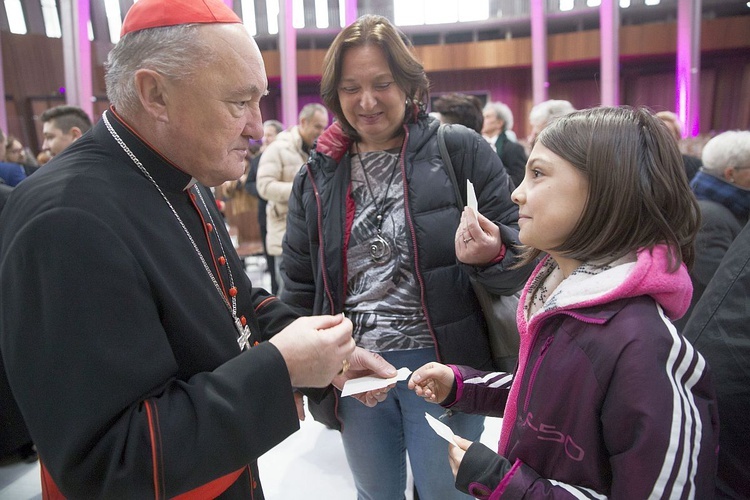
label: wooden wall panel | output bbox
[702,17,750,51]
[415,38,532,71]
[2,16,749,152]
[620,23,676,57]
[547,30,601,64]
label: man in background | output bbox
[0,129,26,186]
[432,93,484,134]
[482,101,527,188]
[247,119,284,294]
[656,110,702,181]
[40,105,92,157]
[527,99,576,145]
[257,103,328,296]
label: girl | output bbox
[409,107,719,499]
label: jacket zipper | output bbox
[397,128,442,362]
[523,335,554,413]
[306,164,336,312]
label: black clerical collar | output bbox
[100,108,195,192]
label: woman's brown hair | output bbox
[517,106,700,272]
[320,14,430,141]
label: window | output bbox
[5,0,27,35]
[315,0,329,28]
[393,0,489,27]
[104,0,122,43]
[41,0,61,38]
[266,0,279,34]
[241,0,257,35]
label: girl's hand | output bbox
[448,436,473,478]
[455,207,502,265]
[408,362,455,404]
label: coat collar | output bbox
[96,108,194,193]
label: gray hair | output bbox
[483,101,514,131]
[263,120,284,134]
[105,25,213,117]
[529,99,576,129]
[299,103,327,122]
[701,130,750,176]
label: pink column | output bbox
[279,0,298,127]
[676,0,701,137]
[600,0,619,106]
[530,0,548,105]
[60,0,93,119]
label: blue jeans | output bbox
[339,348,484,500]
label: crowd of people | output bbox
[0,0,748,498]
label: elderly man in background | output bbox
[482,101,527,188]
[527,99,576,145]
[257,103,328,296]
[674,130,750,330]
[0,0,394,497]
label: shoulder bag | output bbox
[437,124,520,373]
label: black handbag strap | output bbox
[437,124,465,209]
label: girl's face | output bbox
[512,142,589,277]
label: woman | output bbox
[409,107,718,498]
[282,15,533,499]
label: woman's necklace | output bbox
[102,111,252,351]
[355,143,398,263]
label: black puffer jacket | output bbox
[283,115,534,370]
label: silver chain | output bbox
[101,111,237,317]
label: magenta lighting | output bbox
[676,0,701,138]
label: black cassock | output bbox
[0,109,301,498]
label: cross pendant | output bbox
[235,318,252,351]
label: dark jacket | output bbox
[445,247,718,499]
[684,219,750,499]
[675,198,746,330]
[0,183,12,213]
[282,116,534,427]
[493,132,527,189]
[0,110,301,498]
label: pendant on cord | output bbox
[370,234,392,263]
[369,212,392,263]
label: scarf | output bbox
[691,171,750,221]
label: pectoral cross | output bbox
[235,318,252,351]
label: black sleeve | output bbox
[245,155,263,199]
[455,442,513,497]
[501,141,528,190]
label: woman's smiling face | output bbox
[337,45,407,151]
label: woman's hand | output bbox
[449,436,473,478]
[408,362,455,404]
[332,347,397,407]
[455,207,502,266]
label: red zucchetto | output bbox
[121,0,242,37]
